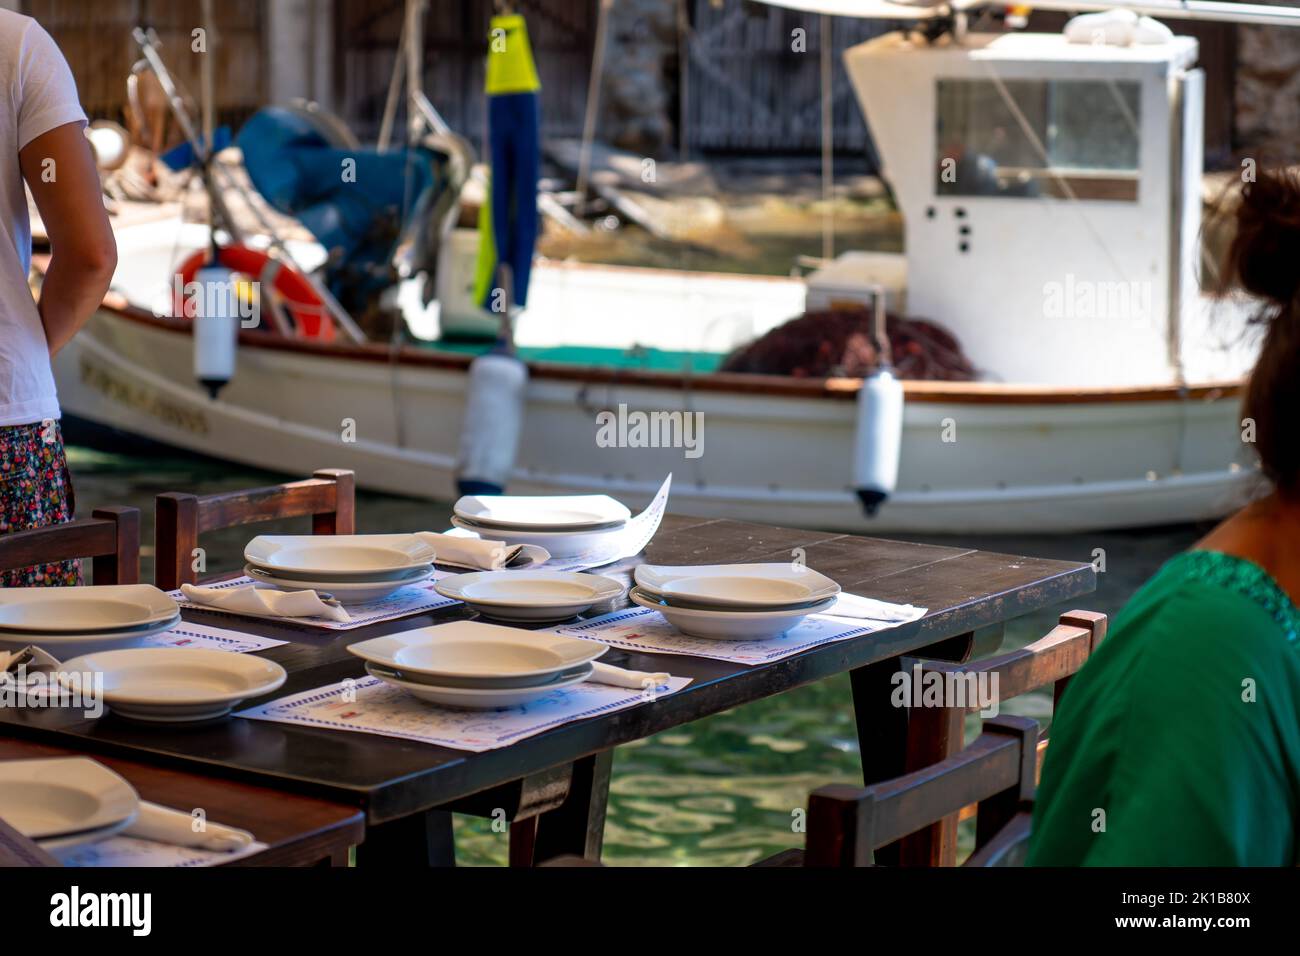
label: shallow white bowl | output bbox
[635,562,841,609]
[59,647,287,722]
[347,620,608,681]
[245,565,432,604]
[0,757,139,842]
[0,614,182,658]
[629,586,837,640]
[434,570,625,622]
[453,493,630,531]
[0,585,179,632]
[449,516,621,560]
[366,662,590,708]
[245,534,436,577]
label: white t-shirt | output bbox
[0,11,86,426]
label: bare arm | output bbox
[21,122,117,356]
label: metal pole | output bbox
[576,0,614,203]
[820,13,834,262]
[377,14,407,151]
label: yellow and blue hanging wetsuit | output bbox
[474,14,541,312]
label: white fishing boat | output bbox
[52,0,1292,533]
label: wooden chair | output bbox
[0,507,140,585]
[154,468,355,590]
[0,739,364,867]
[754,715,1039,868]
[897,609,1107,866]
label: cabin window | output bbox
[935,78,1141,201]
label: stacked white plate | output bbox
[434,570,625,622]
[0,585,181,657]
[631,563,841,640]
[450,494,631,559]
[0,757,140,851]
[244,534,437,603]
[59,647,287,722]
[348,620,608,708]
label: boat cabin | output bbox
[843,31,1226,388]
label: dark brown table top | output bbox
[0,515,1095,823]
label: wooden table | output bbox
[0,515,1095,865]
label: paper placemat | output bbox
[236,673,691,753]
[144,621,289,653]
[551,599,927,666]
[170,576,462,631]
[55,836,269,868]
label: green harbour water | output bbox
[66,445,1205,866]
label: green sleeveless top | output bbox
[1029,550,1300,866]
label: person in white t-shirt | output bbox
[0,11,116,585]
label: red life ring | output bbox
[173,244,334,340]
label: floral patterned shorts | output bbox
[0,421,80,586]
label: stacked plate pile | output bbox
[0,585,181,657]
[0,757,140,851]
[449,494,631,559]
[244,534,436,603]
[434,570,624,622]
[348,620,609,708]
[630,563,841,640]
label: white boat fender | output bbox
[456,350,529,495]
[851,367,904,516]
[192,264,239,399]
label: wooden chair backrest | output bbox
[898,609,1107,865]
[154,468,355,590]
[0,507,140,585]
[805,715,1039,868]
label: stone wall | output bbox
[1236,22,1300,165]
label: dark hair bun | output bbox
[1228,170,1300,305]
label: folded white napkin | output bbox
[822,592,920,623]
[181,583,352,623]
[125,801,254,852]
[588,660,671,691]
[0,645,61,676]
[416,531,519,571]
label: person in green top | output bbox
[1029,170,1300,866]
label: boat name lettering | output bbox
[79,360,210,435]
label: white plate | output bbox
[453,493,630,531]
[366,662,590,708]
[58,647,287,722]
[0,585,178,632]
[247,562,433,584]
[38,815,136,851]
[245,534,436,577]
[0,757,139,840]
[0,614,182,657]
[434,571,624,621]
[449,516,621,559]
[347,620,608,681]
[634,563,841,609]
[244,565,433,604]
[365,660,593,690]
[629,586,837,640]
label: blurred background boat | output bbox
[37,0,1291,533]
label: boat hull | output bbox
[54,306,1255,534]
